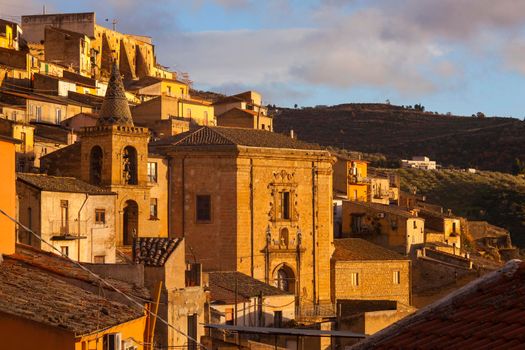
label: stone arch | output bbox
[122,146,138,185]
[273,263,296,294]
[89,145,103,185]
[122,199,139,245]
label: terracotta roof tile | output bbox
[152,126,323,151]
[132,237,181,266]
[332,238,408,261]
[0,244,149,335]
[17,173,115,195]
[351,260,525,350]
[209,271,290,302]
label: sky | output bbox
[2,0,525,117]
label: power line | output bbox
[0,208,207,350]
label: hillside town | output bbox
[0,11,524,350]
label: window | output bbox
[413,220,417,229]
[187,314,198,350]
[281,191,291,220]
[393,271,401,284]
[11,111,16,120]
[94,255,105,264]
[20,132,26,153]
[204,111,208,125]
[167,85,172,96]
[187,108,192,118]
[95,209,106,224]
[147,162,158,183]
[262,123,265,130]
[351,214,363,233]
[350,272,359,286]
[196,195,211,222]
[103,333,121,350]
[61,246,69,257]
[60,200,69,234]
[90,146,103,185]
[35,106,42,121]
[274,311,283,328]
[452,222,457,233]
[353,190,358,201]
[150,198,158,219]
[122,146,138,185]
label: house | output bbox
[16,173,117,263]
[333,157,369,202]
[418,208,462,253]
[401,156,437,170]
[131,94,215,137]
[214,91,272,131]
[151,126,335,312]
[351,259,525,349]
[341,201,425,255]
[44,26,92,77]
[331,239,411,305]
[40,63,169,248]
[133,237,207,349]
[0,19,22,50]
[216,107,273,131]
[0,118,35,171]
[0,90,93,125]
[0,47,39,88]
[208,271,295,327]
[126,75,189,98]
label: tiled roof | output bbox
[17,173,114,195]
[332,239,407,261]
[133,237,182,266]
[152,126,323,151]
[209,271,290,302]
[0,244,149,335]
[351,259,525,350]
[125,75,187,91]
[97,63,134,127]
[345,200,420,219]
[217,107,259,118]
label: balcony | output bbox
[49,220,88,240]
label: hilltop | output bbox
[395,168,525,248]
[273,104,525,172]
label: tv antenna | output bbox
[105,18,119,31]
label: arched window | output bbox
[123,200,139,245]
[274,265,295,293]
[122,146,138,185]
[90,146,103,185]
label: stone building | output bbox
[16,173,117,263]
[214,91,272,131]
[21,12,173,80]
[331,238,411,306]
[43,26,92,77]
[341,201,425,255]
[41,63,169,250]
[151,126,335,308]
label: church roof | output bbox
[152,126,323,151]
[97,63,134,127]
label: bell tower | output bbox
[79,62,151,246]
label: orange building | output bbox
[0,134,19,255]
[333,156,369,202]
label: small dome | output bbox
[97,62,134,127]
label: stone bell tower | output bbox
[80,62,151,246]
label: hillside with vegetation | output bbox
[395,168,525,248]
[273,104,525,173]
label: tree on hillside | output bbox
[414,103,425,112]
[512,158,525,175]
[476,112,486,119]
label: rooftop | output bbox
[152,126,323,151]
[351,259,525,349]
[132,237,182,267]
[344,200,420,219]
[332,239,408,261]
[209,271,291,303]
[17,173,115,195]
[0,244,149,336]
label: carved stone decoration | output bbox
[273,170,295,182]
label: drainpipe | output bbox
[311,162,317,305]
[250,158,254,277]
[77,193,89,262]
[181,156,186,236]
[167,156,172,236]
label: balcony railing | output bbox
[49,220,88,238]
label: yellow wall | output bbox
[161,80,188,97]
[0,137,17,255]
[179,100,215,126]
[76,315,147,350]
[11,124,34,154]
[0,25,14,49]
[348,184,368,202]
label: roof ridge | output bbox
[207,126,237,144]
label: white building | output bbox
[401,156,437,170]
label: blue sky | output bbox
[3,0,525,117]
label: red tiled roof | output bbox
[351,260,525,349]
[133,237,182,266]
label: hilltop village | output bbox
[0,12,524,350]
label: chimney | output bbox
[290,129,295,139]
